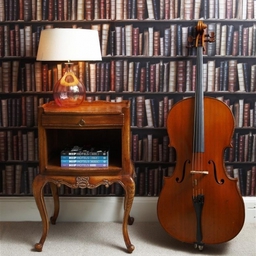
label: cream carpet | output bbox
[0,221,255,256]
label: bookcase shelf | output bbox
[0,1,255,200]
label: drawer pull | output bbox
[78,119,86,126]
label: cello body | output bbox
[157,21,245,248]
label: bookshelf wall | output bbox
[0,0,255,198]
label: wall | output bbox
[0,197,255,223]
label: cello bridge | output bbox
[190,170,209,175]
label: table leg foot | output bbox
[34,242,43,252]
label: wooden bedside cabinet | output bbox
[33,100,135,253]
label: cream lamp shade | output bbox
[36,28,102,61]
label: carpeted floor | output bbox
[0,221,255,256]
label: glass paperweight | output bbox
[53,63,85,107]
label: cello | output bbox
[157,21,245,251]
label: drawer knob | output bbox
[78,119,86,126]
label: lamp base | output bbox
[53,64,85,107]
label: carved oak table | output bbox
[33,100,135,253]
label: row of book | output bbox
[0,96,255,130]
[0,162,125,196]
[1,59,256,94]
[0,164,38,195]
[0,0,255,22]
[132,131,256,163]
[0,130,38,161]
[1,22,256,59]
[134,165,256,197]
[225,132,256,162]
[0,96,50,128]
[2,163,254,197]
[130,96,256,128]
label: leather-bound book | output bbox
[150,98,157,127]
[139,171,145,196]
[153,31,160,56]
[132,133,139,161]
[243,103,250,127]
[163,62,169,92]
[5,165,14,195]
[177,61,185,92]
[170,24,177,56]
[35,61,42,92]
[245,169,252,196]
[150,64,155,92]
[77,0,84,20]
[238,134,245,162]
[232,30,239,56]
[14,25,20,56]
[42,64,48,91]
[99,62,105,91]
[242,27,249,56]
[115,60,123,92]
[168,61,176,92]
[57,0,63,20]
[101,23,110,57]
[228,60,237,92]
[7,131,13,160]
[237,63,246,92]
[2,61,11,92]
[132,27,139,56]
[243,63,250,92]
[109,30,115,56]
[184,0,193,20]
[115,26,122,55]
[99,0,105,19]
[16,98,21,127]
[1,99,8,127]
[122,60,128,91]
[251,65,256,92]
[163,28,171,56]
[0,0,5,21]
[158,100,163,127]
[89,63,96,92]
[12,60,19,92]
[136,0,145,20]
[25,96,34,127]
[139,67,146,92]
[238,25,243,56]
[95,63,100,91]
[24,25,32,57]
[36,0,42,20]
[146,0,154,19]
[71,0,77,20]
[27,131,35,161]
[0,131,7,161]
[251,166,256,196]
[152,137,158,161]
[148,168,154,195]
[15,165,22,194]
[125,24,134,56]
[25,63,32,91]
[247,132,253,162]
[145,98,153,127]
[104,62,110,91]
[42,0,48,20]
[85,0,94,20]
[220,25,227,56]
[226,0,233,19]
[48,0,54,20]
[133,62,141,91]
[116,0,123,20]
[136,96,145,128]
[0,25,3,57]
[127,61,134,92]
[4,25,10,57]
[168,0,174,19]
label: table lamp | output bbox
[36,28,102,107]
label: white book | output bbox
[146,0,154,19]
[145,99,153,127]
[207,60,215,92]
[237,63,246,91]
[168,61,177,92]
[220,25,227,56]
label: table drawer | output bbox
[42,114,124,127]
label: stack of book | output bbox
[60,146,109,167]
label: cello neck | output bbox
[192,21,215,154]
